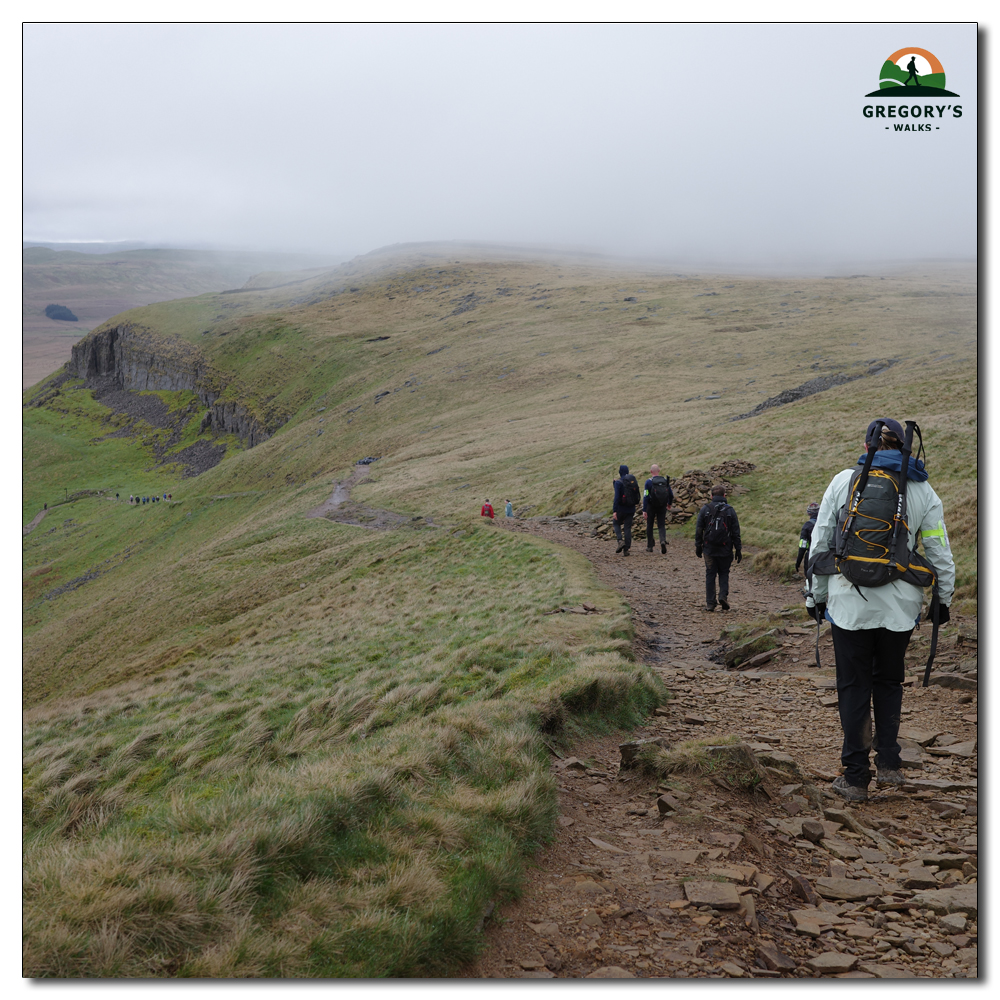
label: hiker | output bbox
[807,418,955,803]
[116,493,119,501]
[642,464,673,554]
[694,484,742,611]
[505,499,513,517]
[904,55,920,86]
[481,499,495,519]
[795,502,820,574]
[612,464,641,556]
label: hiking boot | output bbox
[876,767,905,788]
[615,542,625,553]
[703,603,716,612]
[719,598,730,611]
[622,548,630,556]
[831,776,868,803]
[661,542,667,553]
[646,546,654,553]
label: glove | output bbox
[734,549,742,564]
[806,602,827,622]
[926,604,950,624]
[695,546,703,558]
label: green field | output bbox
[22,248,977,976]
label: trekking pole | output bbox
[815,615,822,668]
[887,422,915,573]
[922,591,941,687]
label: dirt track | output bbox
[467,516,978,980]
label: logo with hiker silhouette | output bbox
[865,47,959,97]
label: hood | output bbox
[857,451,929,482]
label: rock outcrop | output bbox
[69,323,276,448]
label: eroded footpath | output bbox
[469,516,978,980]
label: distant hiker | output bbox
[694,484,742,611]
[612,464,641,556]
[116,493,119,501]
[163,493,167,501]
[807,418,955,803]
[505,499,513,517]
[481,499,495,519]
[795,502,821,574]
[168,494,172,501]
[43,503,47,510]
[642,464,673,554]
[904,55,919,86]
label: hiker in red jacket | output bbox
[481,499,495,519]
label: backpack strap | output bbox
[888,422,915,572]
[837,421,883,559]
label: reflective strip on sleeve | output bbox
[923,520,951,550]
[799,538,809,548]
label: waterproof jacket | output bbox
[613,475,639,516]
[481,503,494,519]
[695,500,741,557]
[643,476,674,513]
[810,453,956,632]
[796,517,816,571]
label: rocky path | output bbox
[23,508,48,536]
[468,516,978,979]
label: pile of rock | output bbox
[665,461,756,525]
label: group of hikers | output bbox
[609,414,956,805]
[480,499,514,519]
[129,493,171,505]
[611,462,742,611]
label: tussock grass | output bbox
[638,735,766,792]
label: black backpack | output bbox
[649,475,671,507]
[703,502,732,547]
[810,420,936,591]
[621,474,641,506]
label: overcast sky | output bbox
[23,22,977,268]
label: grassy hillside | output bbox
[22,248,977,976]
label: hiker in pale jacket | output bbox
[808,418,955,803]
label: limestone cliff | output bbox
[69,323,276,448]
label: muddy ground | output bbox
[467,516,978,980]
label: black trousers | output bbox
[830,622,911,788]
[645,505,667,547]
[613,511,634,551]
[704,553,732,606]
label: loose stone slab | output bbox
[649,850,704,865]
[756,944,797,971]
[858,963,916,978]
[683,880,742,909]
[807,952,858,974]
[588,837,628,855]
[909,884,978,919]
[898,727,943,746]
[814,877,882,901]
[934,740,977,758]
[905,778,977,793]
[585,966,634,978]
[822,839,861,860]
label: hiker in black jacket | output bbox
[795,502,820,574]
[694,484,742,611]
[612,464,640,556]
[642,464,673,554]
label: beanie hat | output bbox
[619,465,629,477]
[806,502,820,517]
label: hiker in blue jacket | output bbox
[612,464,641,556]
[642,464,673,554]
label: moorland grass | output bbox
[23,251,976,975]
